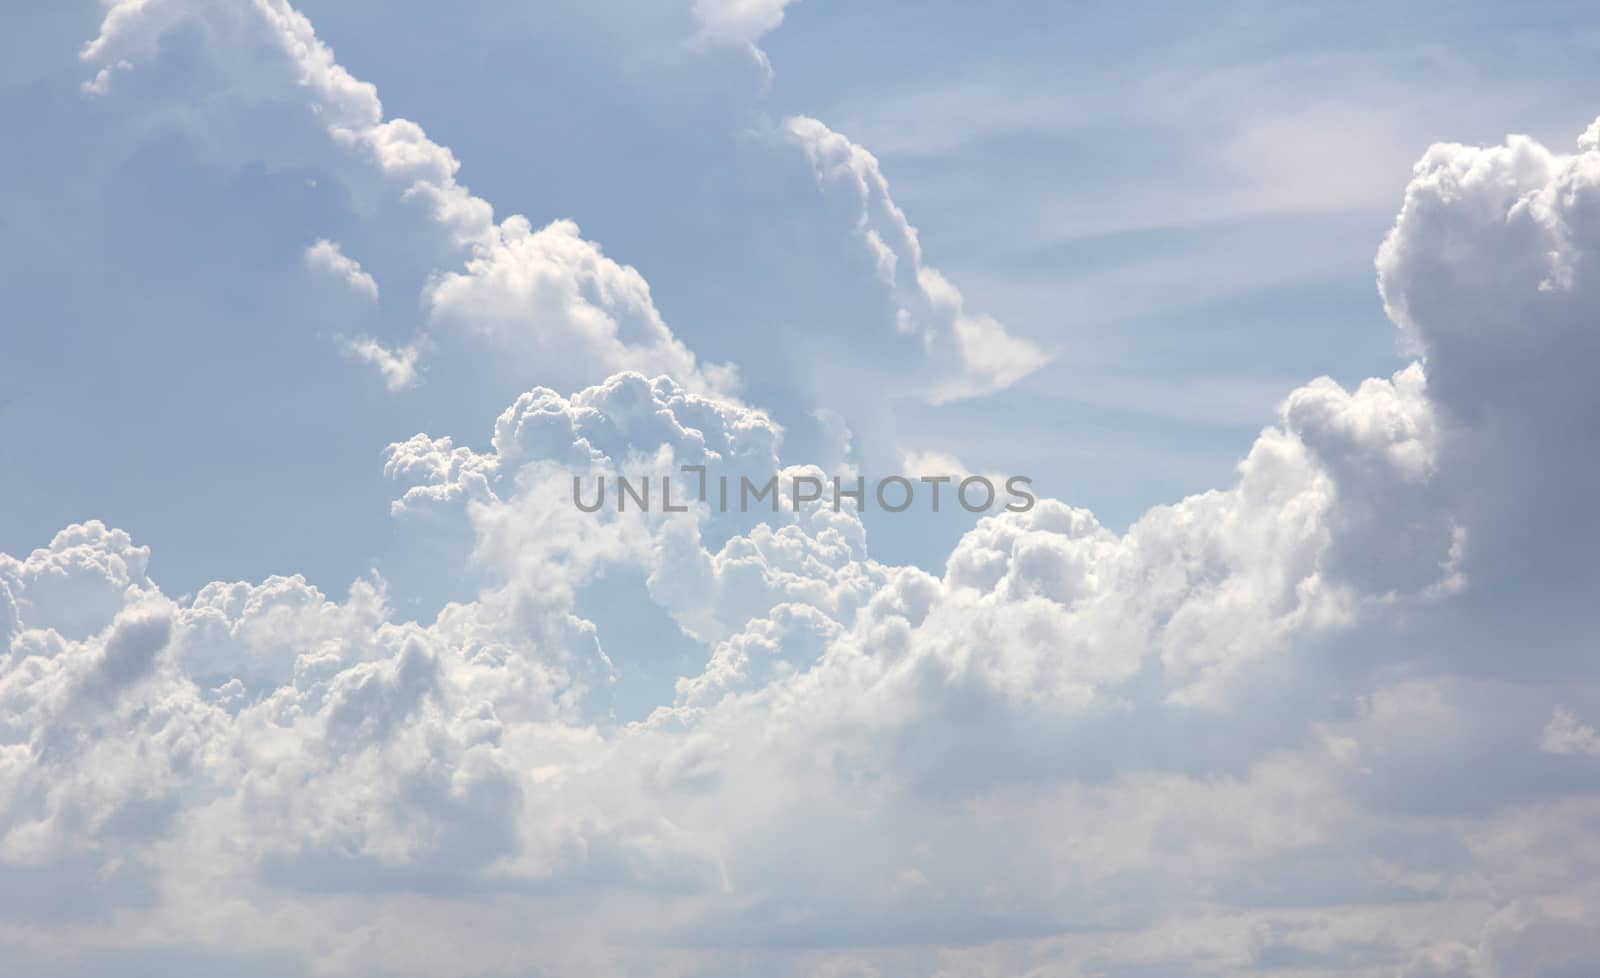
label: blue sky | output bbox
[7,0,1599,599]
[3,2,1600,976]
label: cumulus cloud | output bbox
[785,115,1048,403]
[24,0,1600,975]
[0,318,1567,975]
[76,0,1056,476]
[1377,126,1600,609]
[0,521,152,641]
[82,0,735,398]
[425,217,724,394]
[305,239,379,301]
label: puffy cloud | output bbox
[26,0,1600,974]
[0,592,216,923]
[1377,126,1600,609]
[0,329,1484,970]
[383,371,780,521]
[425,218,730,396]
[304,239,379,302]
[0,522,152,641]
[76,0,1055,470]
[693,0,800,46]
[174,574,392,693]
[0,315,1591,975]
[81,0,734,397]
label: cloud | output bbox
[340,336,420,391]
[692,0,800,46]
[1541,707,1600,757]
[785,115,1048,404]
[21,0,1600,974]
[425,217,728,395]
[1375,121,1600,650]
[0,522,152,641]
[305,240,379,302]
[74,0,1063,477]
[0,332,1537,973]
[81,0,735,398]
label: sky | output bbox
[2,1,1600,976]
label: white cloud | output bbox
[82,0,735,398]
[0,340,1515,972]
[305,239,379,302]
[0,522,152,641]
[693,0,799,46]
[27,0,1600,975]
[785,115,1048,403]
[340,336,420,391]
[426,217,730,395]
[1541,707,1600,757]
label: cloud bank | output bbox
[3,1,1595,976]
